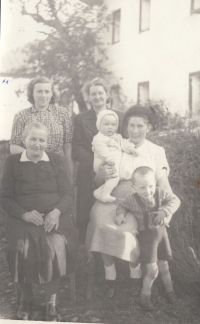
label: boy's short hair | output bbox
[131,166,155,184]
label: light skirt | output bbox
[86,180,140,262]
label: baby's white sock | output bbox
[129,263,141,278]
[104,263,116,280]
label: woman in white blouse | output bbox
[86,105,172,298]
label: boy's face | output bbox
[133,172,156,199]
[99,115,118,136]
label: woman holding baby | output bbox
[85,104,175,303]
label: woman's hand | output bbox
[115,214,126,226]
[22,210,44,226]
[43,208,61,232]
[99,160,117,180]
[95,160,118,187]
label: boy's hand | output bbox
[115,214,126,226]
[163,217,170,227]
[153,210,166,226]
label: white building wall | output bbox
[102,0,200,115]
[0,77,30,141]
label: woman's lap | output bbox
[6,217,69,283]
[86,189,140,262]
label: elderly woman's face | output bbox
[33,83,52,110]
[89,85,107,110]
[24,128,48,159]
[127,116,151,145]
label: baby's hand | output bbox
[131,148,139,157]
[115,214,126,226]
[153,210,166,226]
[106,158,115,164]
[107,139,120,150]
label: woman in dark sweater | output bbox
[1,122,78,321]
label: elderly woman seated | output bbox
[0,122,78,321]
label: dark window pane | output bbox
[112,9,121,44]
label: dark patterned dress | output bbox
[10,105,72,156]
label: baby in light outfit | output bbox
[92,110,138,203]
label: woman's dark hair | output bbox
[123,105,155,129]
[27,76,57,105]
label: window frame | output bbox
[189,71,200,116]
[112,9,121,45]
[139,0,150,33]
[137,81,150,105]
[191,0,200,14]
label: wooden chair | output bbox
[15,272,76,305]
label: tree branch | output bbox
[21,2,57,29]
[37,30,52,36]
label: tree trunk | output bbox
[74,92,88,113]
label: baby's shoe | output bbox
[165,291,176,304]
[140,293,154,311]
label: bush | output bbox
[147,100,187,130]
[148,127,200,294]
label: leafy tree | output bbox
[10,0,110,112]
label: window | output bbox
[189,72,200,115]
[139,0,150,32]
[137,82,149,105]
[112,9,121,44]
[191,0,200,13]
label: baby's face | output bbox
[99,115,118,136]
[133,173,156,199]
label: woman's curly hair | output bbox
[27,76,58,105]
[82,78,110,104]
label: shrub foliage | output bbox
[148,125,200,293]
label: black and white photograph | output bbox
[0,1,200,323]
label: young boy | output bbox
[92,110,138,203]
[115,166,181,311]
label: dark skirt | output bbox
[6,213,79,284]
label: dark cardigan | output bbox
[72,108,124,242]
[0,152,79,280]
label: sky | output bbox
[0,0,82,140]
[1,1,44,54]
[0,1,45,140]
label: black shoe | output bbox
[106,280,116,298]
[165,291,176,304]
[17,300,33,320]
[140,294,154,311]
[46,303,61,322]
[129,278,142,296]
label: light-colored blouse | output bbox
[119,139,169,180]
